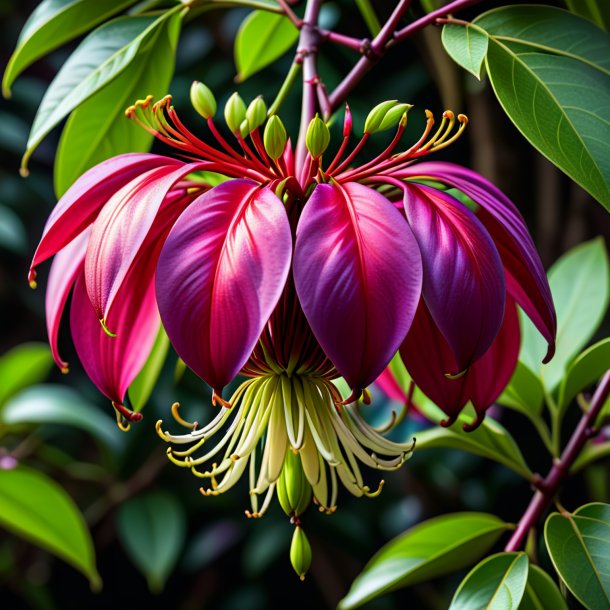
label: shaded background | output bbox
[0,1,609,608]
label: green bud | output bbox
[290,526,312,581]
[364,100,398,134]
[305,114,330,159]
[378,103,413,131]
[239,119,250,139]
[246,96,267,131]
[277,450,312,517]
[263,115,287,160]
[190,81,216,119]
[224,92,247,134]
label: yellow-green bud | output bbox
[305,114,330,159]
[364,100,398,134]
[246,96,267,131]
[277,450,312,517]
[190,81,216,119]
[263,115,287,160]
[224,92,247,134]
[378,103,413,131]
[239,119,250,139]
[290,526,312,581]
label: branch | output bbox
[504,370,610,552]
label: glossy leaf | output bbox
[449,552,529,610]
[339,513,512,609]
[117,491,186,592]
[441,23,488,79]
[2,0,137,97]
[0,465,100,588]
[0,385,122,451]
[0,343,52,407]
[565,0,610,32]
[415,415,532,479]
[235,10,299,81]
[519,565,568,610]
[545,503,610,609]
[520,238,609,392]
[498,362,544,419]
[24,10,180,168]
[477,5,610,209]
[53,10,181,196]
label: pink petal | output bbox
[403,184,505,373]
[156,180,292,398]
[374,368,407,403]
[293,182,422,393]
[30,153,181,284]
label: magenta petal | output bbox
[70,266,160,407]
[46,230,90,371]
[374,368,407,403]
[404,184,505,373]
[156,180,292,395]
[398,161,556,361]
[30,154,181,283]
[294,182,422,391]
[84,162,207,322]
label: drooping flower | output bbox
[32,88,555,526]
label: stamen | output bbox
[171,402,198,430]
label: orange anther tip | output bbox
[29,280,37,289]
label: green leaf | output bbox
[449,552,529,610]
[441,23,488,79]
[0,343,52,407]
[117,491,186,592]
[415,415,533,479]
[0,385,123,452]
[557,338,610,413]
[128,327,170,411]
[234,10,299,82]
[519,238,609,392]
[53,10,181,196]
[475,5,610,209]
[545,503,610,609]
[339,513,512,609]
[2,0,137,97]
[519,564,568,610]
[23,9,181,171]
[564,1,610,33]
[572,441,610,473]
[498,362,544,419]
[0,465,100,588]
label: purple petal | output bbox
[156,180,292,397]
[30,153,181,284]
[403,184,505,373]
[294,182,422,391]
[396,161,556,361]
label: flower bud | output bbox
[239,119,250,139]
[343,103,352,137]
[224,92,246,134]
[363,100,398,134]
[378,103,413,131]
[305,114,330,159]
[246,96,267,131]
[290,526,312,581]
[264,115,287,160]
[190,81,216,119]
[277,450,312,517]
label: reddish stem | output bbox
[504,371,610,552]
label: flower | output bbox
[31,90,555,520]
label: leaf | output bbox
[415,415,533,479]
[339,513,512,609]
[519,564,568,610]
[498,361,544,419]
[23,9,181,170]
[519,238,609,392]
[565,0,610,32]
[117,491,186,592]
[234,10,299,82]
[128,327,170,411]
[557,338,610,413]
[0,343,52,407]
[545,503,610,609]
[53,10,181,196]
[2,0,138,97]
[449,552,529,610]
[0,385,123,452]
[572,441,610,473]
[0,465,100,588]
[475,5,610,209]
[441,23,488,79]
